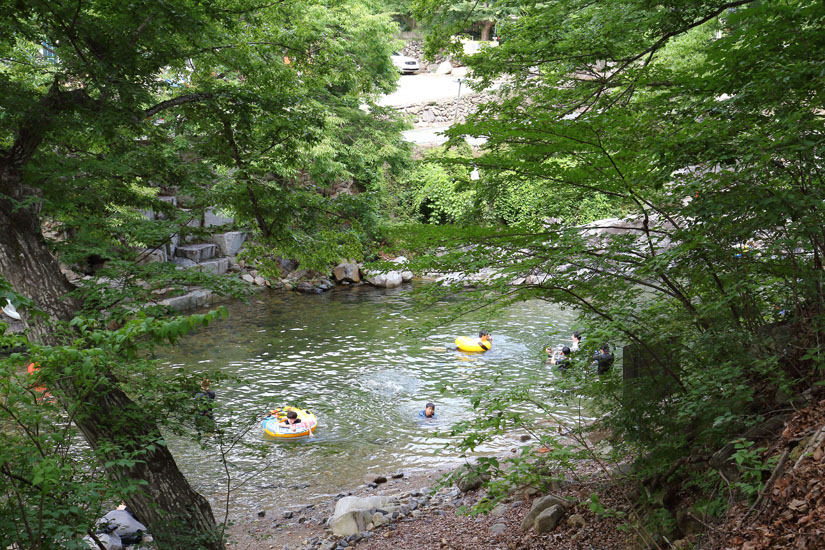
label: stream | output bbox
[159,284,586,518]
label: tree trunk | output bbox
[0,167,80,342]
[1,162,224,549]
[481,20,494,41]
[71,382,221,549]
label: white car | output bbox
[391,52,419,74]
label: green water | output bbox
[160,284,584,518]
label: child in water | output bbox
[279,410,304,431]
[419,402,437,419]
[477,330,492,351]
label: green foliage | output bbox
[0,305,229,548]
[411,162,478,225]
[398,0,825,523]
[431,369,595,514]
[0,0,411,546]
[1,0,411,310]
[588,493,624,519]
[386,143,624,231]
[729,439,777,503]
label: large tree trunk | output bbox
[71,382,221,548]
[0,168,80,342]
[480,20,495,41]
[1,142,224,548]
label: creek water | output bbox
[159,284,584,518]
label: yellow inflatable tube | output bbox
[262,406,318,438]
[455,336,492,352]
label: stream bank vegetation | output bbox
[3,0,825,548]
[0,0,411,548]
[376,0,825,547]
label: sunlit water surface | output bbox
[159,285,586,518]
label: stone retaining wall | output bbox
[400,40,450,72]
[395,92,492,127]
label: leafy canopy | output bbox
[401,0,825,512]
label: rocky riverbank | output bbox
[226,459,633,550]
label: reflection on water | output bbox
[159,285,583,517]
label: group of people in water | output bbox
[456,328,614,375]
[416,329,614,420]
[197,328,612,431]
[546,330,614,374]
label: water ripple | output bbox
[159,285,583,517]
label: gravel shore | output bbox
[226,461,633,550]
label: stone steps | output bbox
[175,243,217,262]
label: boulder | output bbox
[82,532,122,550]
[452,66,469,78]
[172,257,198,269]
[371,512,390,527]
[96,510,147,545]
[253,276,267,286]
[520,495,569,532]
[534,505,565,534]
[489,523,508,536]
[333,496,399,517]
[210,231,246,257]
[333,262,361,283]
[400,271,414,283]
[203,207,234,227]
[164,234,180,259]
[524,274,542,285]
[159,289,213,311]
[364,271,403,288]
[329,496,399,536]
[329,510,373,537]
[278,258,299,274]
[179,208,201,229]
[567,513,586,528]
[242,273,255,283]
[176,243,217,262]
[450,463,490,493]
[436,61,453,74]
[136,248,166,264]
[196,258,229,275]
[363,473,387,485]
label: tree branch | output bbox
[143,93,214,118]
